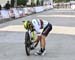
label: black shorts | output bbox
[42,23,52,37]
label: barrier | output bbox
[17,8,25,17]
[71,5,75,9]
[44,5,53,10]
[34,6,44,13]
[23,7,35,15]
[0,5,52,21]
[8,8,15,18]
[23,8,29,15]
[23,7,34,15]
[1,10,10,19]
[27,7,35,14]
[12,8,20,18]
[0,11,2,19]
[30,7,35,13]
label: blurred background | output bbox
[0,0,75,9]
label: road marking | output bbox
[37,15,75,18]
[0,25,25,32]
[52,26,75,35]
[0,25,75,35]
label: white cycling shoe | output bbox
[34,49,46,56]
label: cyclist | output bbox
[23,18,52,55]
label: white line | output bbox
[0,25,25,32]
[37,15,75,17]
[0,25,75,35]
[51,26,75,35]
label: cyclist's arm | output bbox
[31,31,35,40]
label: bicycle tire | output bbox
[25,32,31,56]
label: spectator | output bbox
[0,4,2,10]
[4,1,11,10]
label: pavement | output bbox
[0,18,12,24]
[0,8,75,60]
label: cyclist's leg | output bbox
[35,23,52,55]
[34,36,41,43]
[41,23,52,49]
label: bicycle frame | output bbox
[26,30,34,41]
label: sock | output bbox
[41,48,45,52]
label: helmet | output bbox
[23,21,30,29]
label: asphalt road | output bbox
[0,9,75,60]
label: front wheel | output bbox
[25,44,30,56]
[25,32,31,56]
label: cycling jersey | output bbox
[32,19,48,35]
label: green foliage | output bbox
[54,0,63,3]
[37,0,40,5]
[64,0,70,2]
[11,0,15,7]
[53,0,70,3]
[17,0,28,6]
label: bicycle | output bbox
[25,29,39,56]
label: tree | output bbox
[17,0,28,6]
[37,0,40,6]
[11,0,15,7]
[53,0,70,3]
[40,0,44,6]
[53,0,63,3]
